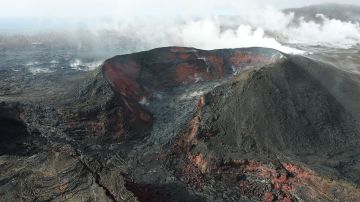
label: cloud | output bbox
[2,0,360,17]
[180,19,302,53]
[285,14,360,48]
[83,0,360,52]
[1,0,360,53]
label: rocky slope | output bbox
[1,47,360,201]
[170,55,360,201]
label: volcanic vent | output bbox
[1,47,360,202]
[170,54,360,201]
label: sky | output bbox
[0,0,359,18]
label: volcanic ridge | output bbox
[1,47,360,202]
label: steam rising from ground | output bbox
[1,1,360,53]
[286,14,360,48]
[181,20,301,53]
[89,13,360,54]
[69,59,103,71]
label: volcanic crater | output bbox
[1,47,360,202]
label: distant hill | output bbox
[284,3,360,23]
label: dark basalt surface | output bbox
[1,47,360,202]
[170,56,360,201]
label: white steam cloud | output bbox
[2,0,360,53]
[180,19,302,54]
[286,14,360,48]
[78,0,360,54]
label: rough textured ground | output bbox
[1,47,360,202]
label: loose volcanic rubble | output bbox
[1,47,360,201]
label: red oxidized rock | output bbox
[103,59,143,99]
[264,192,274,202]
[100,47,276,140]
[207,54,225,77]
